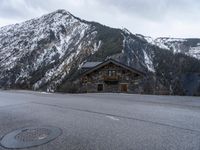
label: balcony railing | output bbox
[103,75,119,81]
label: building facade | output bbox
[80,59,145,93]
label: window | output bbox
[82,77,88,83]
[108,70,116,76]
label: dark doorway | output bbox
[120,84,128,92]
[97,84,103,92]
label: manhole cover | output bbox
[0,126,62,149]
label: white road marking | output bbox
[106,115,120,121]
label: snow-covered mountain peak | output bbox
[134,34,200,59]
[135,34,155,44]
[0,9,101,91]
[52,9,71,15]
[153,37,200,59]
[155,37,187,42]
[122,28,132,35]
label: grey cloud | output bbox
[0,0,25,18]
[1,0,199,21]
[98,0,168,20]
[0,0,200,38]
[97,0,200,21]
[0,0,47,19]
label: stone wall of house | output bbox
[81,63,144,93]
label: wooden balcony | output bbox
[103,75,119,81]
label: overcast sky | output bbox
[0,0,200,38]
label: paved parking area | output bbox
[0,90,200,150]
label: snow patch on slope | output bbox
[187,46,200,59]
[154,38,200,59]
[143,51,155,72]
[137,35,200,60]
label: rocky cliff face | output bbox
[0,9,199,95]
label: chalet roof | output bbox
[81,59,146,76]
[82,62,102,69]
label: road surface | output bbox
[0,90,200,150]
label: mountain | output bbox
[0,9,200,95]
[140,36,200,59]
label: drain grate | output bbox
[0,126,62,149]
[15,128,51,142]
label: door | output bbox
[120,84,128,92]
[97,84,103,92]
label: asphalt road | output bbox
[0,90,200,150]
